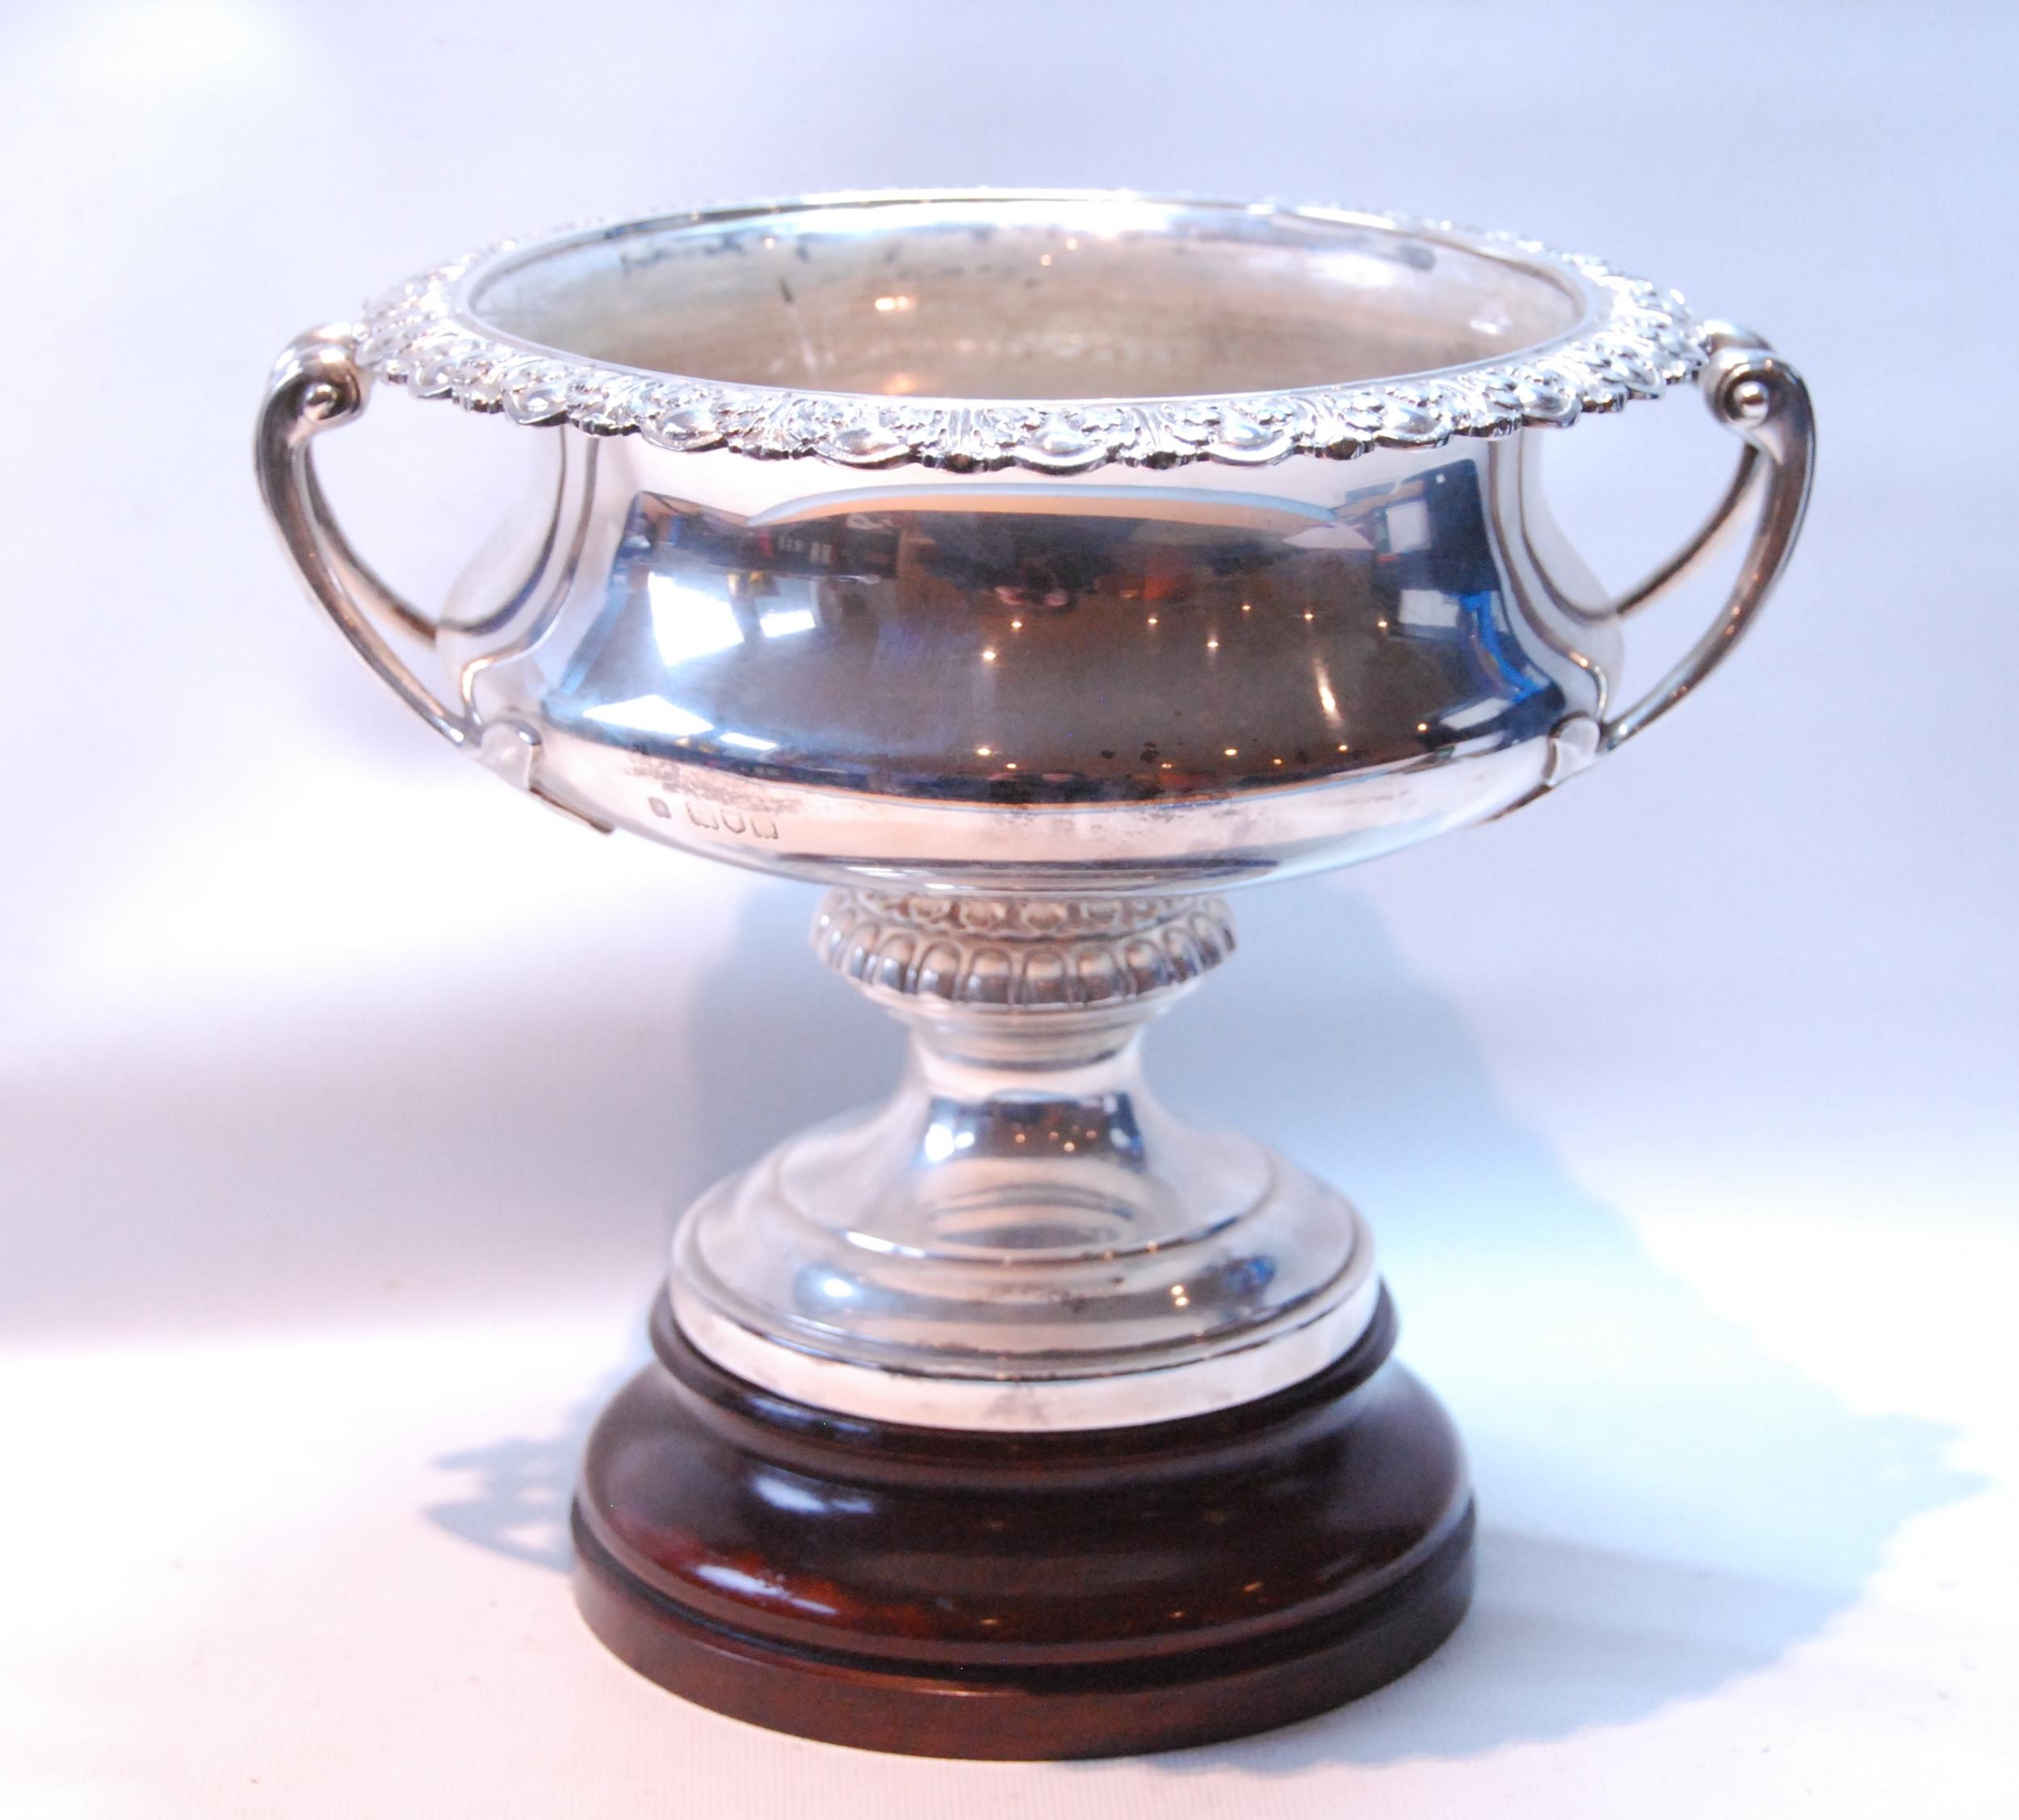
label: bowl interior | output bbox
[467,195,1585,401]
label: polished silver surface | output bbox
[351,192,1708,472]
[674,891,1380,1429]
[258,191,1814,1428]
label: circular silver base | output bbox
[667,892,1382,1431]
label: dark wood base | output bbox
[573,1291,1472,1759]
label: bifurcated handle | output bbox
[1601,326,1815,752]
[254,325,474,748]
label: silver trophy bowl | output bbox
[258,191,1811,1432]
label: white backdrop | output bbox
[2,3,2013,1816]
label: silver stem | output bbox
[668,891,1381,1431]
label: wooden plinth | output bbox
[572,1291,1472,1759]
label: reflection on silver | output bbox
[669,891,1380,1429]
[258,192,1813,1429]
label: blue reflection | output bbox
[544,459,1580,801]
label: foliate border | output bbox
[352,213,1710,472]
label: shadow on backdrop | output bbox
[426,877,1975,1764]
[426,1361,643,1573]
[1130,881,1976,1768]
[422,883,902,1575]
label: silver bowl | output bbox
[258,191,1811,1429]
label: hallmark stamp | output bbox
[684,800,779,840]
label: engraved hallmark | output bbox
[680,798,779,840]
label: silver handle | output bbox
[1601,326,1815,752]
[254,325,474,748]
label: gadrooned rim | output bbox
[353,190,1710,472]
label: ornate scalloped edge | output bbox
[353,207,1710,472]
[812,890,1236,1009]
